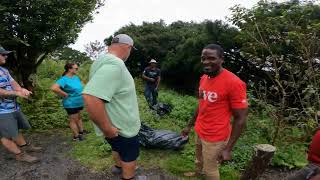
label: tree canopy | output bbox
[0,0,104,89]
[105,20,258,93]
[50,47,90,64]
[230,0,320,142]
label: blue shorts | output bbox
[105,135,140,162]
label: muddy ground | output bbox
[0,132,297,180]
[0,132,177,180]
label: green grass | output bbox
[69,80,308,179]
[68,79,261,179]
[24,60,308,179]
[69,123,113,171]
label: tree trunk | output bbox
[6,46,47,91]
[18,53,37,91]
[240,144,276,180]
[21,71,35,91]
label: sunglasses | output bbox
[0,54,8,57]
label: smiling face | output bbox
[201,48,224,76]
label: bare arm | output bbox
[83,94,118,138]
[51,84,68,97]
[0,88,18,97]
[181,105,199,136]
[0,80,30,98]
[225,108,248,151]
[10,80,22,91]
[188,106,199,127]
[142,74,155,82]
[0,88,29,98]
[10,80,32,97]
[156,76,161,89]
[219,108,248,162]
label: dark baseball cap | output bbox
[0,47,12,54]
[111,34,137,50]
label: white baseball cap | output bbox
[149,59,157,63]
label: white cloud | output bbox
[69,0,282,52]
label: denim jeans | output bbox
[144,85,158,107]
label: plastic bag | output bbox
[151,103,172,116]
[138,124,188,150]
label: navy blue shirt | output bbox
[143,67,161,86]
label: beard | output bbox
[203,64,220,76]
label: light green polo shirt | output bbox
[83,53,141,138]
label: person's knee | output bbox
[69,118,77,126]
[75,113,82,122]
[1,136,15,143]
[69,114,78,121]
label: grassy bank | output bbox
[20,60,308,180]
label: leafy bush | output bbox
[19,86,67,129]
[19,59,92,130]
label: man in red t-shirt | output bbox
[182,44,248,180]
[287,128,320,180]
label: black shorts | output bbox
[105,135,140,162]
[65,107,83,115]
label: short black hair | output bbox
[203,44,224,58]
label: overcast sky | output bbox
[70,0,285,52]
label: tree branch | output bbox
[35,52,48,68]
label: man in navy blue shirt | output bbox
[142,59,161,107]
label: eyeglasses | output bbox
[0,54,8,57]
[73,67,79,70]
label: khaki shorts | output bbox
[195,135,227,180]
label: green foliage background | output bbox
[0,0,104,88]
[8,0,319,179]
[18,59,308,179]
[105,20,257,94]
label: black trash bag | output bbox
[151,103,172,116]
[138,123,188,150]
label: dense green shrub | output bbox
[19,59,92,129]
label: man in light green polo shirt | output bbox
[83,34,141,180]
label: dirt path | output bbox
[0,132,110,180]
[258,168,298,180]
[0,131,299,180]
[0,132,177,180]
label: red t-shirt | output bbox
[194,69,248,142]
[308,130,320,165]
